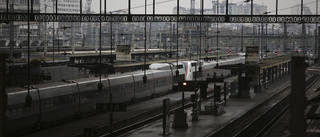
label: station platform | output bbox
[22,74,291,137]
[119,75,291,137]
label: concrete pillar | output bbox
[284,62,287,75]
[200,86,207,99]
[268,68,272,83]
[238,69,243,98]
[290,56,306,137]
[271,67,274,83]
[263,69,267,89]
[287,62,290,75]
[278,64,282,79]
[284,62,288,76]
[282,63,285,77]
[275,66,278,81]
[280,64,282,78]
[254,68,260,93]
[288,61,291,74]
[280,64,283,78]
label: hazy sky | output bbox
[92,0,320,15]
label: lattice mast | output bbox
[190,0,195,15]
[86,0,92,13]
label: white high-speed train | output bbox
[5,56,244,136]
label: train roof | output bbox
[6,69,172,94]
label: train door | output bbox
[108,75,134,103]
[131,71,153,100]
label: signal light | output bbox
[275,50,278,55]
[229,49,232,54]
[183,82,187,86]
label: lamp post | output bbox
[229,30,232,54]
[42,4,53,55]
[252,26,255,47]
[316,0,319,59]
[265,23,268,57]
[189,45,192,60]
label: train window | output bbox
[129,84,132,90]
[121,85,125,93]
[191,63,197,67]
[122,85,125,93]
[158,78,163,84]
[113,86,119,94]
[137,82,141,88]
[177,65,183,69]
[118,86,122,94]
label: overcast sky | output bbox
[92,0,320,15]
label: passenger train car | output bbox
[5,56,244,136]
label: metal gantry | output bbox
[2,13,320,24]
[1,0,320,24]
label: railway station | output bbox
[1,0,320,137]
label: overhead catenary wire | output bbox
[143,0,147,84]
[114,0,175,12]
[35,87,43,129]
[266,0,318,14]
[110,11,113,64]
[97,0,104,93]
[52,0,55,64]
[124,0,319,15]
[25,0,32,108]
[216,0,219,67]
[176,0,179,78]
[118,0,246,12]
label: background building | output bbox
[291,4,312,15]
[40,0,87,48]
[173,1,267,15]
[0,0,40,47]
[212,1,267,15]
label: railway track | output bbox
[95,75,239,137]
[88,73,320,137]
[79,87,220,137]
[210,73,320,137]
[97,74,298,137]
[260,69,320,137]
